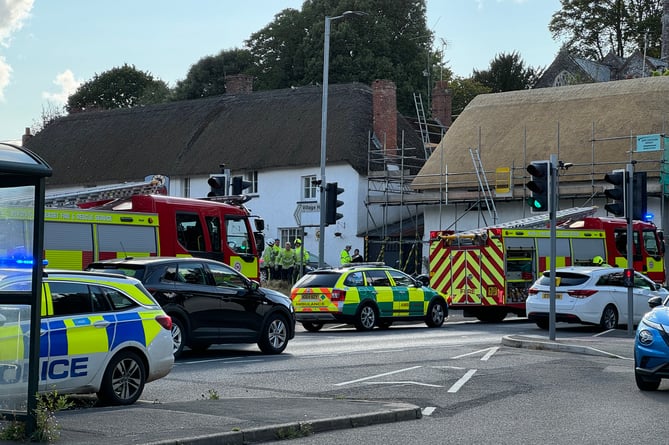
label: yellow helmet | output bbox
[294,238,301,244]
[592,255,604,266]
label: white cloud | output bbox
[42,70,81,104]
[0,0,34,47]
[0,56,10,101]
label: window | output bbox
[207,262,246,289]
[50,282,94,316]
[302,175,317,200]
[225,216,251,253]
[176,212,205,252]
[177,262,207,285]
[643,230,660,256]
[343,271,364,287]
[388,269,414,287]
[364,270,391,287]
[182,177,191,198]
[280,228,301,247]
[244,171,258,194]
[206,216,221,252]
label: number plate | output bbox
[541,293,562,300]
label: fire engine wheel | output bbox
[599,305,619,330]
[97,350,146,406]
[302,322,324,332]
[475,310,508,323]
[171,317,187,359]
[258,313,289,354]
[354,303,377,331]
[425,300,447,327]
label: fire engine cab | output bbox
[1,177,265,280]
[428,207,665,322]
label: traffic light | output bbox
[603,170,626,217]
[526,161,550,211]
[623,268,635,287]
[325,182,344,225]
[207,175,226,197]
[231,176,251,195]
[632,172,647,221]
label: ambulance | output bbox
[0,178,265,280]
[428,207,665,322]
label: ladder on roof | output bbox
[470,148,498,226]
[413,92,431,158]
[45,175,167,208]
[449,206,599,238]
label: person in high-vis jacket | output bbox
[340,245,352,265]
[277,241,297,283]
[293,238,310,281]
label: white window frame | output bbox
[302,175,317,200]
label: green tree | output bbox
[66,64,170,113]
[173,48,255,100]
[472,52,540,93]
[448,77,491,119]
[245,0,434,115]
[549,0,663,59]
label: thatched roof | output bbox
[25,83,423,187]
[412,76,669,194]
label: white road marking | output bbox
[422,407,436,416]
[335,365,422,386]
[365,381,443,388]
[451,347,498,360]
[448,369,477,393]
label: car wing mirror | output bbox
[648,296,663,308]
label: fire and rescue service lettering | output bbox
[40,357,88,380]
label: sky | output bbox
[0,0,563,142]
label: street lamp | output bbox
[318,10,367,268]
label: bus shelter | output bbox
[0,142,52,432]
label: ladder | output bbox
[45,175,166,208]
[413,92,431,158]
[470,148,498,225]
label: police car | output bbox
[290,263,448,331]
[0,269,174,406]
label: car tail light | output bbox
[155,314,172,330]
[567,289,597,298]
[330,289,346,302]
[527,288,539,295]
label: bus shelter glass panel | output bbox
[0,185,36,415]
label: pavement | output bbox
[2,330,635,445]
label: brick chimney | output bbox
[372,79,397,156]
[225,74,254,94]
[431,80,452,129]
[22,127,32,146]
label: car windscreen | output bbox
[293,272,340,288]
[87,264,146,281]
[538,272,589,287]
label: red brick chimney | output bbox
[225,74,253,94]
[431,80,452,129]
[372,79,397,156]
[22,127,32,146]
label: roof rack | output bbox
[341,262,387,268]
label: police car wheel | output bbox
[354,304,377,331]
[171,317,186,358]
[425,300,447,327]
[302,321,324,332]
[97,350,146,406]
[258,313,289,354]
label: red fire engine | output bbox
[428,207,665,322]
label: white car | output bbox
[526,266,669,330]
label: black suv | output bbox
[87,257,295,358]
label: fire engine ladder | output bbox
[470,148,498,225]
[413,92,431,158]
[45,176,166,208]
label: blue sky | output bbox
[0,0,562,142]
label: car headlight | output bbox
[641,318,665,332]
[638,329,654,345]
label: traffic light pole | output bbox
[548,154,557,341]
[626,163,634,337]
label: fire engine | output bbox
[0,177,265,280]
[428,207,665,322]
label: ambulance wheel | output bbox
[97,350,146,406]
[171,317,187,359]
[425,300,447,327]
[599,305,618,330]
[302,322,324,332]
[258,313,289,354]
[354,303,377,331]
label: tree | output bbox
[549,0,663,60]
[245,0,434,115]
[173,48,255,100]
[472,52,541,93]
[448,77,491,119]
[66,64,170,113]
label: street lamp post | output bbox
[318,10,366,268]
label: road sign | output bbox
[293,203,320,225]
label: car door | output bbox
[204,261,261,341]
[173,261,223,343]
[362,270,394,317]
[632,272,664,322]
[388,269,424,316]
[44,281,114,392]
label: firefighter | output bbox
[340,245,352,265]
[262,241,277,280]
[592,255,610,267]
[269,238,281,279]
[277,241,297,283]
[293,238,309,281]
